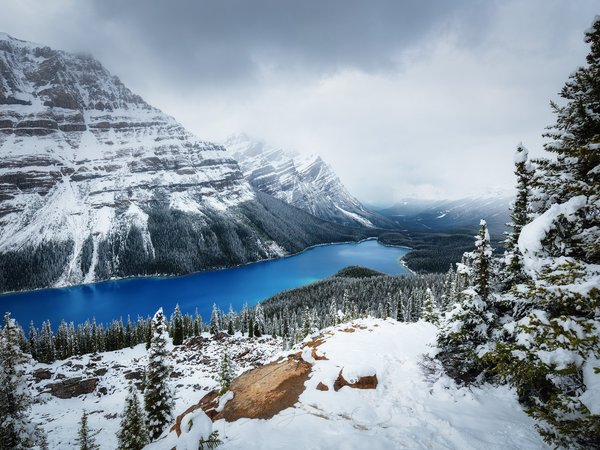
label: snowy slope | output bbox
[29,332,282,450]
[0,34,364,291]
[27,319,548,449]
[213,319,547,450]
[224,134,390,228]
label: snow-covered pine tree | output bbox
[125,316,133,348]
[473,220,493,302]
[75,410,99,450]
[38,320,55,363]
[302,306,312,337]
[421,288,439,325]
[210,304,220,335]
[396,292,404,322]
[440,266,456,312]
[436,222,496,383]
[227,305,235,336]
[0,312,36,449]
[170,304,184,345]
[247,316,254,338]
[118,384,148,450]
[144,308,174,441]
[503,144,532,289]
[488,18,600,448]
[28,321,38,361]
[384,292,392,319]
[328,297,338,326]
[254,303,266,336]
[219,350,233,394]
[194,308,202,336]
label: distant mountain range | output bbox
[0,33,367,292]
[377,196,512,237]
[224,134,393,228]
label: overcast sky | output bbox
[1,1,598,204]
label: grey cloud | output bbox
[88,0,495,85]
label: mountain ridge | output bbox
[224,134,394,229]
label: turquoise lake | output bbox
[0,239,410,328]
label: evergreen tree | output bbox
[210,304,220,335]
[118,384,148,450]
[219,350,233,394]
[170,304,184,346]
[193,308,202,336]
[328,297,338,326]
[301,306,312,338]
[440,266,456,312]
[473,220,493,302]
[38,320,55,364]
[396,292,404,322]
[383,292,392,319]
[503,144,533,287]
[488,19,600,448]
[436,224,496,383]
[75,410,99,450]
[0,312,36,449]
[254,304,266,336]
[226,305,235,336]
[144,308,174,440]
[421,288,439,325]
[125,316,133,348]
[28,321,38,361]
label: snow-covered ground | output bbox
[215,319,548,450]
[29,333,282,449]
[29,320,548,449]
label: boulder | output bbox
[333,370,378,391]
[33,368,53,381]
[47,377,98,399]
[198,353,312,421]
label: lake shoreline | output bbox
[0,236,413,298]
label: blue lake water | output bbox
[0,239,410,328]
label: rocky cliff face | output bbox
[224,134,389,228]
[0,34,365,292]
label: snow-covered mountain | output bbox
[379,195,512,237]
[224,134,391,228]
[0,34,365,292]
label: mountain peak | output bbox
[223,134,394,228]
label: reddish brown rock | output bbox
[198,353,312,422]
[333,370,378,392]
[316,382,329,391]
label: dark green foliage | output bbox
[0,240,73,291]
[503,145,532,287]
[260,271,444,332]
[76,410,99,450]
[144,308,173,440]
[219,351,233,394]
[379,231,482,273]
[0,313,35,449]
[199,431,222,450]
[333,266,384,278]
[118,384,148,450]
[170,304,184,346]
[79,236,94,276]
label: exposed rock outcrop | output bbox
[198,353,312,421]
[46,377,98,399]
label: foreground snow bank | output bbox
[214,319,548,450]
